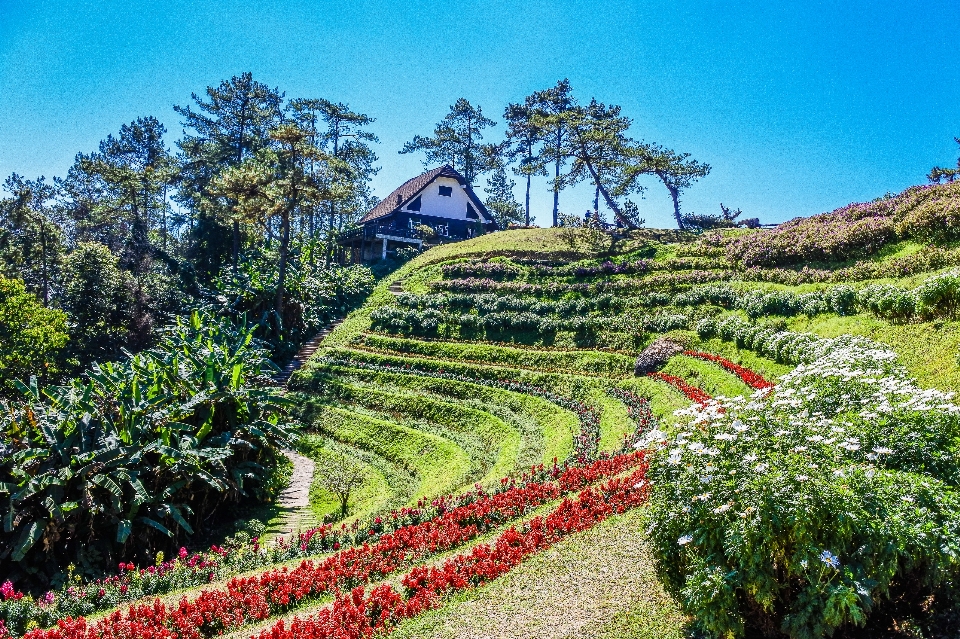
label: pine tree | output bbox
[0,174,64,305]
[174,73,284,277]
[528,79,576,227]
[484,167,524,229]
[400,98,498,185]
[502,101,545,226]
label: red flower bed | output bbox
[17,453,646,639]
[647,372,713,404]
[249,465,650,639]
[683,351,774,390]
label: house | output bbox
[336,165,497,263]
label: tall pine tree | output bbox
[174,73,283,278]
[400,98,498,185]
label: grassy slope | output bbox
[72,226,960,637]
[389,508,689,639]
[314,407,473,503]
[787,314,960,390]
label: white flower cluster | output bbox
[657,332,960,524]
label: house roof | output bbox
[359,165,493,225]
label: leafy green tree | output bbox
[175,73,284,276]
[61,242,132,367]
[316,451,365,517]
[929,137,960,184]
[400,98,498,185]
[528,79,576,226]
[64,118,178,348]
[301,99,379,230]
[0,275,68,396]
[502,101,545,226]
[484,167,524,229]
[0,174,65,305]
[619,143,711,230]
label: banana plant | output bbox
[0,311,292,581]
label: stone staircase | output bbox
[273,317,344,385]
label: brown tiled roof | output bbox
[359,165,491,224]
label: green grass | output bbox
[297,434,402,524]
[689,336,793,381]
[319,361,579,466]
[311,406,473,503]
[360,333,634,377]
[661,354,754,398]
[310,379,522,485]
[787,314,960,390]
[309,347,644,454]
[616,375,692,426]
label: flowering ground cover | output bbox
[646,372,713,404]
[683,350,775,389]
[6,455,648,639]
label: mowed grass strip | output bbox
[304,348,636,456]
[616,376,692,426]
[320,363,578,466]
[360,333,634,378]
[660,354,753,398]
[313,380,521,485]
[311,406,473,504]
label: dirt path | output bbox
[389,508,688,639]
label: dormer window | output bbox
[438,185,452,197]
[407,196,422,211]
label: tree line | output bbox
[399,79,712,230]
[1,74,725,384]
[1,73,379,380]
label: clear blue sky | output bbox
[1,0,958,227]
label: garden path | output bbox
[272,316,345,534]
[277,448,316,534]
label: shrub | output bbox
[914,268,960,320]
[633,337,685,376]
[723,182,960,267]
[646,338,960,637]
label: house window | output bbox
[438,185,452,197]
[466,204,478,219]
[407,196,422,211]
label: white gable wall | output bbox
[401,176,478,221]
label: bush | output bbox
[724,182,960,267]
[645,337,960,637]
[914,268,960,320]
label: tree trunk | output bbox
[232,220,240,273]
[276,208,291,318]
[655,171,685,230]
[525,173,531,227]
[552,158,560,227]
[39,220,49,306]
[582,151,635,229]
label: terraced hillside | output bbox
[13,189,960,639]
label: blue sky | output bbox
[1,0,958,228]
